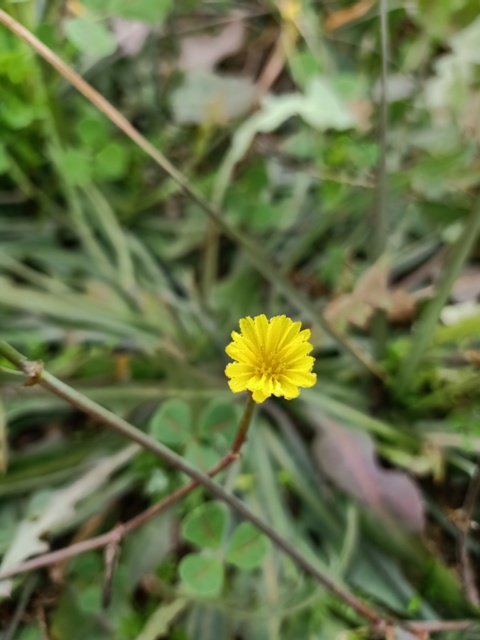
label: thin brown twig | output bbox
[407,619,474,633]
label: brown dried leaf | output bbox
[348,98,372,132]
[324,261,418,329]
[355,259,389,308]
[387,289,418,324]
[323,0,375,32]
[313,420,425,531]
[324,294,371,331]
[451,266,480,303]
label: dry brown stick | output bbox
[0,395,255,584]
[407,619,473,633]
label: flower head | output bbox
[225,314,316,403]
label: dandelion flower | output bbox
[225,314,316,403]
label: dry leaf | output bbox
[324,261,419,329]
[324,295,370,331]
[451,266,480,303]
[313,419,425,531]
[178,18,245,72]
[323,0,375,32]
[387,289,418,324]
[348,98,372,132]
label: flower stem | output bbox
[231,392,255,454]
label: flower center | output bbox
[257,350,283,378]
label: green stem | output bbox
[0,339,383,626]
[231,392,255,454]
[371,0,389,360]
[398,196,480,393]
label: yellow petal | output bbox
[285,355,315,370]
[266,315,287,354]
[276,317,301,351]
[284,370,317,387]
[228,377,250,393]
[225,362,255,378]
[253,314,269,348]
[277,341,313,362]
[239,317,260,349]
[252,388,269,403]
[277,376,300,399]
[226,342,256,365]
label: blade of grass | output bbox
[371,0,389,359]
[0,9,382,379]
[398,195,480,393]
[84,186,136,291]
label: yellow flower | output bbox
[225,314,316,403]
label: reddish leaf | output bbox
[313,419,425,531]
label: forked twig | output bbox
[0,341,475,635]
[0,340,385,626]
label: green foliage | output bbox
[64,18,117,57]
[109,0,173,22]
[150,399,193,446]
[199,400,238,443]
[226,523,269,569]
[182,501,227,549]
[3,0,480,635]
[179,553,224,597]
[184,441,218,472]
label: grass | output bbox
[1,1,480,638]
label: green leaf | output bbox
[94,142,129,180]
[199,401,238,443]
[1,96,35,129]
[64,18,117,58]
[0,145,10,174]
[17,626,42,640]
[136,599,188,640]
[226,523,269,568]
[77,116,109,148]
[62,148,92,186]
[179,553,224,597]
[149,399,192,446]
[182,501,227,549]
[109,0,173,23]
[184,441,218,472]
